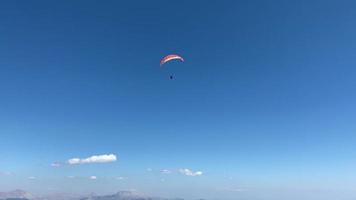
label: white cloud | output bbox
[179,168,203,176]
[116,176,125,180]
[51,162,61,167]
[67,158,80,165]
[89,176,97,180]
[67,175,75,178]
[160,169,172,174]
[28,176,36,180]
[67,154,117,165]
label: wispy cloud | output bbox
[116,176,125,180]
[51,162,62,167]
[228,188,246,192]
[0,171,12,176]
[28,176,36,180]
[179,168,203,176]
[160,169,172,174]
[67,154,117,165]
[89,176,97,180]
[217,187,247,192]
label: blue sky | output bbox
[0,0,356,199]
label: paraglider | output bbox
[160,54,184,80]
[160,54,184,66]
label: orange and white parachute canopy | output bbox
[160,54,184,66]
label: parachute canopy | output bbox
[160,54,184,66]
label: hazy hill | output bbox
[80,191,183,200]
[0,190,34,200]
[1,191,187,200]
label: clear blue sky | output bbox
[0,1,356,199]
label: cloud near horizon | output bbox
[0,171,12,176]
[67,154,117,165]
[160,169,172,174]
[217,187,247,192]
[116,176,125,180]
[51,162,62,167]
[179,168,203,176]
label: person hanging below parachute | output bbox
[160,54,184,80]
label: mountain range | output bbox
[0,190,34,200]
[0,190,194,200]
